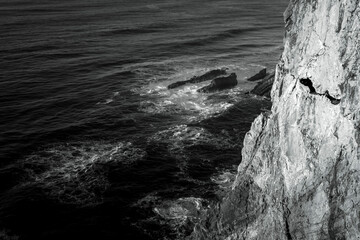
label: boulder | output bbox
[168,68,227,89]
[167,80,188,89]
[246,68,267,81]
[197,73,237,93]
[250,71,275,97]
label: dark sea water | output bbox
[0,0,288,239]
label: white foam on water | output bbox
[151,196,210,240]
[148,125,238,179]
[134,64,263,121]
[0,229,19,240]
[21,141,146,205]
[96,91,120,105]
[150,125,237,151]
[153,197,208,223]
[210,171,237,189]
[133,192,209,239]
[137,83,236,121]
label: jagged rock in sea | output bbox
[246,68,267,81]
[197,73,238,93]
[250,70,276,97]
[190,0,360,239]
[167,68,227,89]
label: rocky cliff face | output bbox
[191,0,360,239]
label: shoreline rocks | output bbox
[246,68,267,81]
[249,70,275,97]
[168,68,228,89]
[197,73,238,93]
[167,66,277,96]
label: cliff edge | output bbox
[191,0,360,239]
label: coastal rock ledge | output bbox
[190,0,360,239]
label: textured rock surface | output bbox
[250,71,275,97]
[197,73,238,93]
[246,68,267,81]
[167,68,227,89]
[190,0,360,239]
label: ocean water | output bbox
[0,0,288,239]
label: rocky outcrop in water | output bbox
[197,73,238,93]
[246,68,267,81]
[190,0,360,239]
[167,68,227,89]
[249,70,276,97]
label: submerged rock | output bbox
[197,73,237,93]
[246,68,267,81]
[167,68,227,89]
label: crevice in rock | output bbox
[327,149,346,240]
[299,78,341,105]
[285,216,293,240]
[244,188,250,239]
[300,78,316,93]
[279,78,284,97]
[281,177,293,240]
[336,3,345,33]
[282,196,293,240]
[287,74,298,95]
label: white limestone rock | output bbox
[190,0,360,239]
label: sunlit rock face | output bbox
[191,0,360,239]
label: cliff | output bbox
[191,0,360,239]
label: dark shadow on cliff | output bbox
[300,78,341,105]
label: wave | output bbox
[133,192,210,239]
[155,26,281,49]
[153,197,208,235]
[19,141,146,205]
[148,125,239,178]
[100,22,179,36]
[138,93,234,121]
